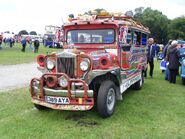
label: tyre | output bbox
[132,72,144,90]
[97,80,117,118]
[182,78,185,85]
[34,104,48,110]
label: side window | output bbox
[126,30,131,44]
[141,33,147,46]
[134,31,141,46]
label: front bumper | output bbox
[30,73,94,111]
[32,99,93,111]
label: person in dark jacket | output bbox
[21,37,27,52]
[34,39,40,53]
[163,40,172,80]
[144,38,156,78]
[167,40,180,83]
[9,37,13,48]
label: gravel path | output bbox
[0,63,41,92]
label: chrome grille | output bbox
[57,57,75,78]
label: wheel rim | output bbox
[106,88,115,111]
[139,78,143,87]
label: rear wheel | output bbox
[97,80,116,118]
[182,78,185,85]
[34,104,49,110]
[132,72,144,90]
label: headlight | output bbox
[80,59,90,71]
[46,59,55,70]
[58,76,68,88]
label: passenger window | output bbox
[134,32,141,47]
[141,33,147,46]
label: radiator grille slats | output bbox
[57,57,75,78]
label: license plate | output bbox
[45,96,70,104]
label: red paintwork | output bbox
[98,56,110,69]
[37,54,45,67]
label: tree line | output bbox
[132,7,185,44]
[18,30,37,36]
[89,7,185,44]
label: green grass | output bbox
[0,43,57,65]
[0,61,185,139]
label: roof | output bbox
[64,14,150,34]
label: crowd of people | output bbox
[20,37,40,53]
[0,35,40,53]
[145,37,185,84]
[0,35,15,49]
[162,40,185,83]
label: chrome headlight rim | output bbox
[80,58,90,71]
[58,76,68,88]
[46,58,55,70]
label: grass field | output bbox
[0,61,185,139]
[0,43,56,65]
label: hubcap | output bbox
[139,78,143,87]
[106,88,115,111]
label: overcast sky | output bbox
[0,0,184,34]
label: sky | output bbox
[0,0,184,34]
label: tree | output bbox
[133,7,144,22]
[29,31,37,35]
[18,30,28,36]
[133,7,169,44]
[84,8,106,15]
[168,16,185,40]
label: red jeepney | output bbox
[30,13,150,117]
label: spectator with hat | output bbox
[167,40,180,83]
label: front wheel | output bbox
[132,72,144,90]
[182,77,185,85]
[97,80,117,118]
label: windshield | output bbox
[67,29,115,44]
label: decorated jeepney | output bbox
[30,12,150,118]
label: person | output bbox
[155,43,160,56]
[12,37,15,46]
[28,37,33,51]
[34,38,40,53]
[163,40,172,80]
[79,35,85,43]
[144,38,156,78]
[3,37,7,47]
[163,40,172,59]
[9,37,13,48]
[0,35,3,49]
[21,37,27,52]
[167,40,180,83]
